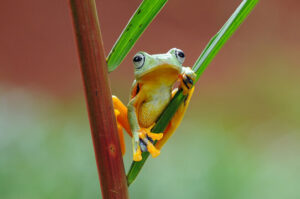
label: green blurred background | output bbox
[1,0,299,198]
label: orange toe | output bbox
[147,132,163,141]
[147,143,160,158]
[133,147,142,162]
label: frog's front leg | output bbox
[180,67,196,95]
[155,68,196,150]
[127,97,142,161]
[156,86,195,150]
[127,96,162,161]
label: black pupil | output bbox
[178,51,185,58]
[133,55,143,62]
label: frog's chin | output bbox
[135,64,181,80]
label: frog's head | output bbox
[132,48,185,79]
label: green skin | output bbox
[127,48,195,156]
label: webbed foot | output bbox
[180,68,196,95]
[137,128,162,158]
[139,127,163,141]
[133,145,142,162]
[147,142,160,158]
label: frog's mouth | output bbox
[137,64,181,80]
[150,63,181,72]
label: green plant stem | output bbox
[69,0,129,198]
[127,0,259,186]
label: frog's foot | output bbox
[146,142,160,158]
[139,127,163,141]
[138,129,161,158]
[147,132,163,141]
[133,145,142,162]
[180,68,196,95]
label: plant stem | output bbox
[69,0,129,198]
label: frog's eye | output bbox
[175,49,185,64]
[133,53,145,69]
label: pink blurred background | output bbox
[1,0,299,98]
[1,0,299,198]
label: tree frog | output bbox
[112,48,196,161]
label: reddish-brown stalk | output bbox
[69,0,129,198]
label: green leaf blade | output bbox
[127,90,185,186]
[193,0,259,81]
[107,0,168,72]
[127,0,259,186]
[127,152,150,186]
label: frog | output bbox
[112,48,196,162]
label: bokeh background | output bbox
[1,0,300,198]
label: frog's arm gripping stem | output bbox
[156,84,195,150]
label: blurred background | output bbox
[0,0,299,198]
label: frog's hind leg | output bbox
[156,87,195,150]
[114,110,126,155]
[112,96,132,155]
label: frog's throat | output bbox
[135,64,181,80]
